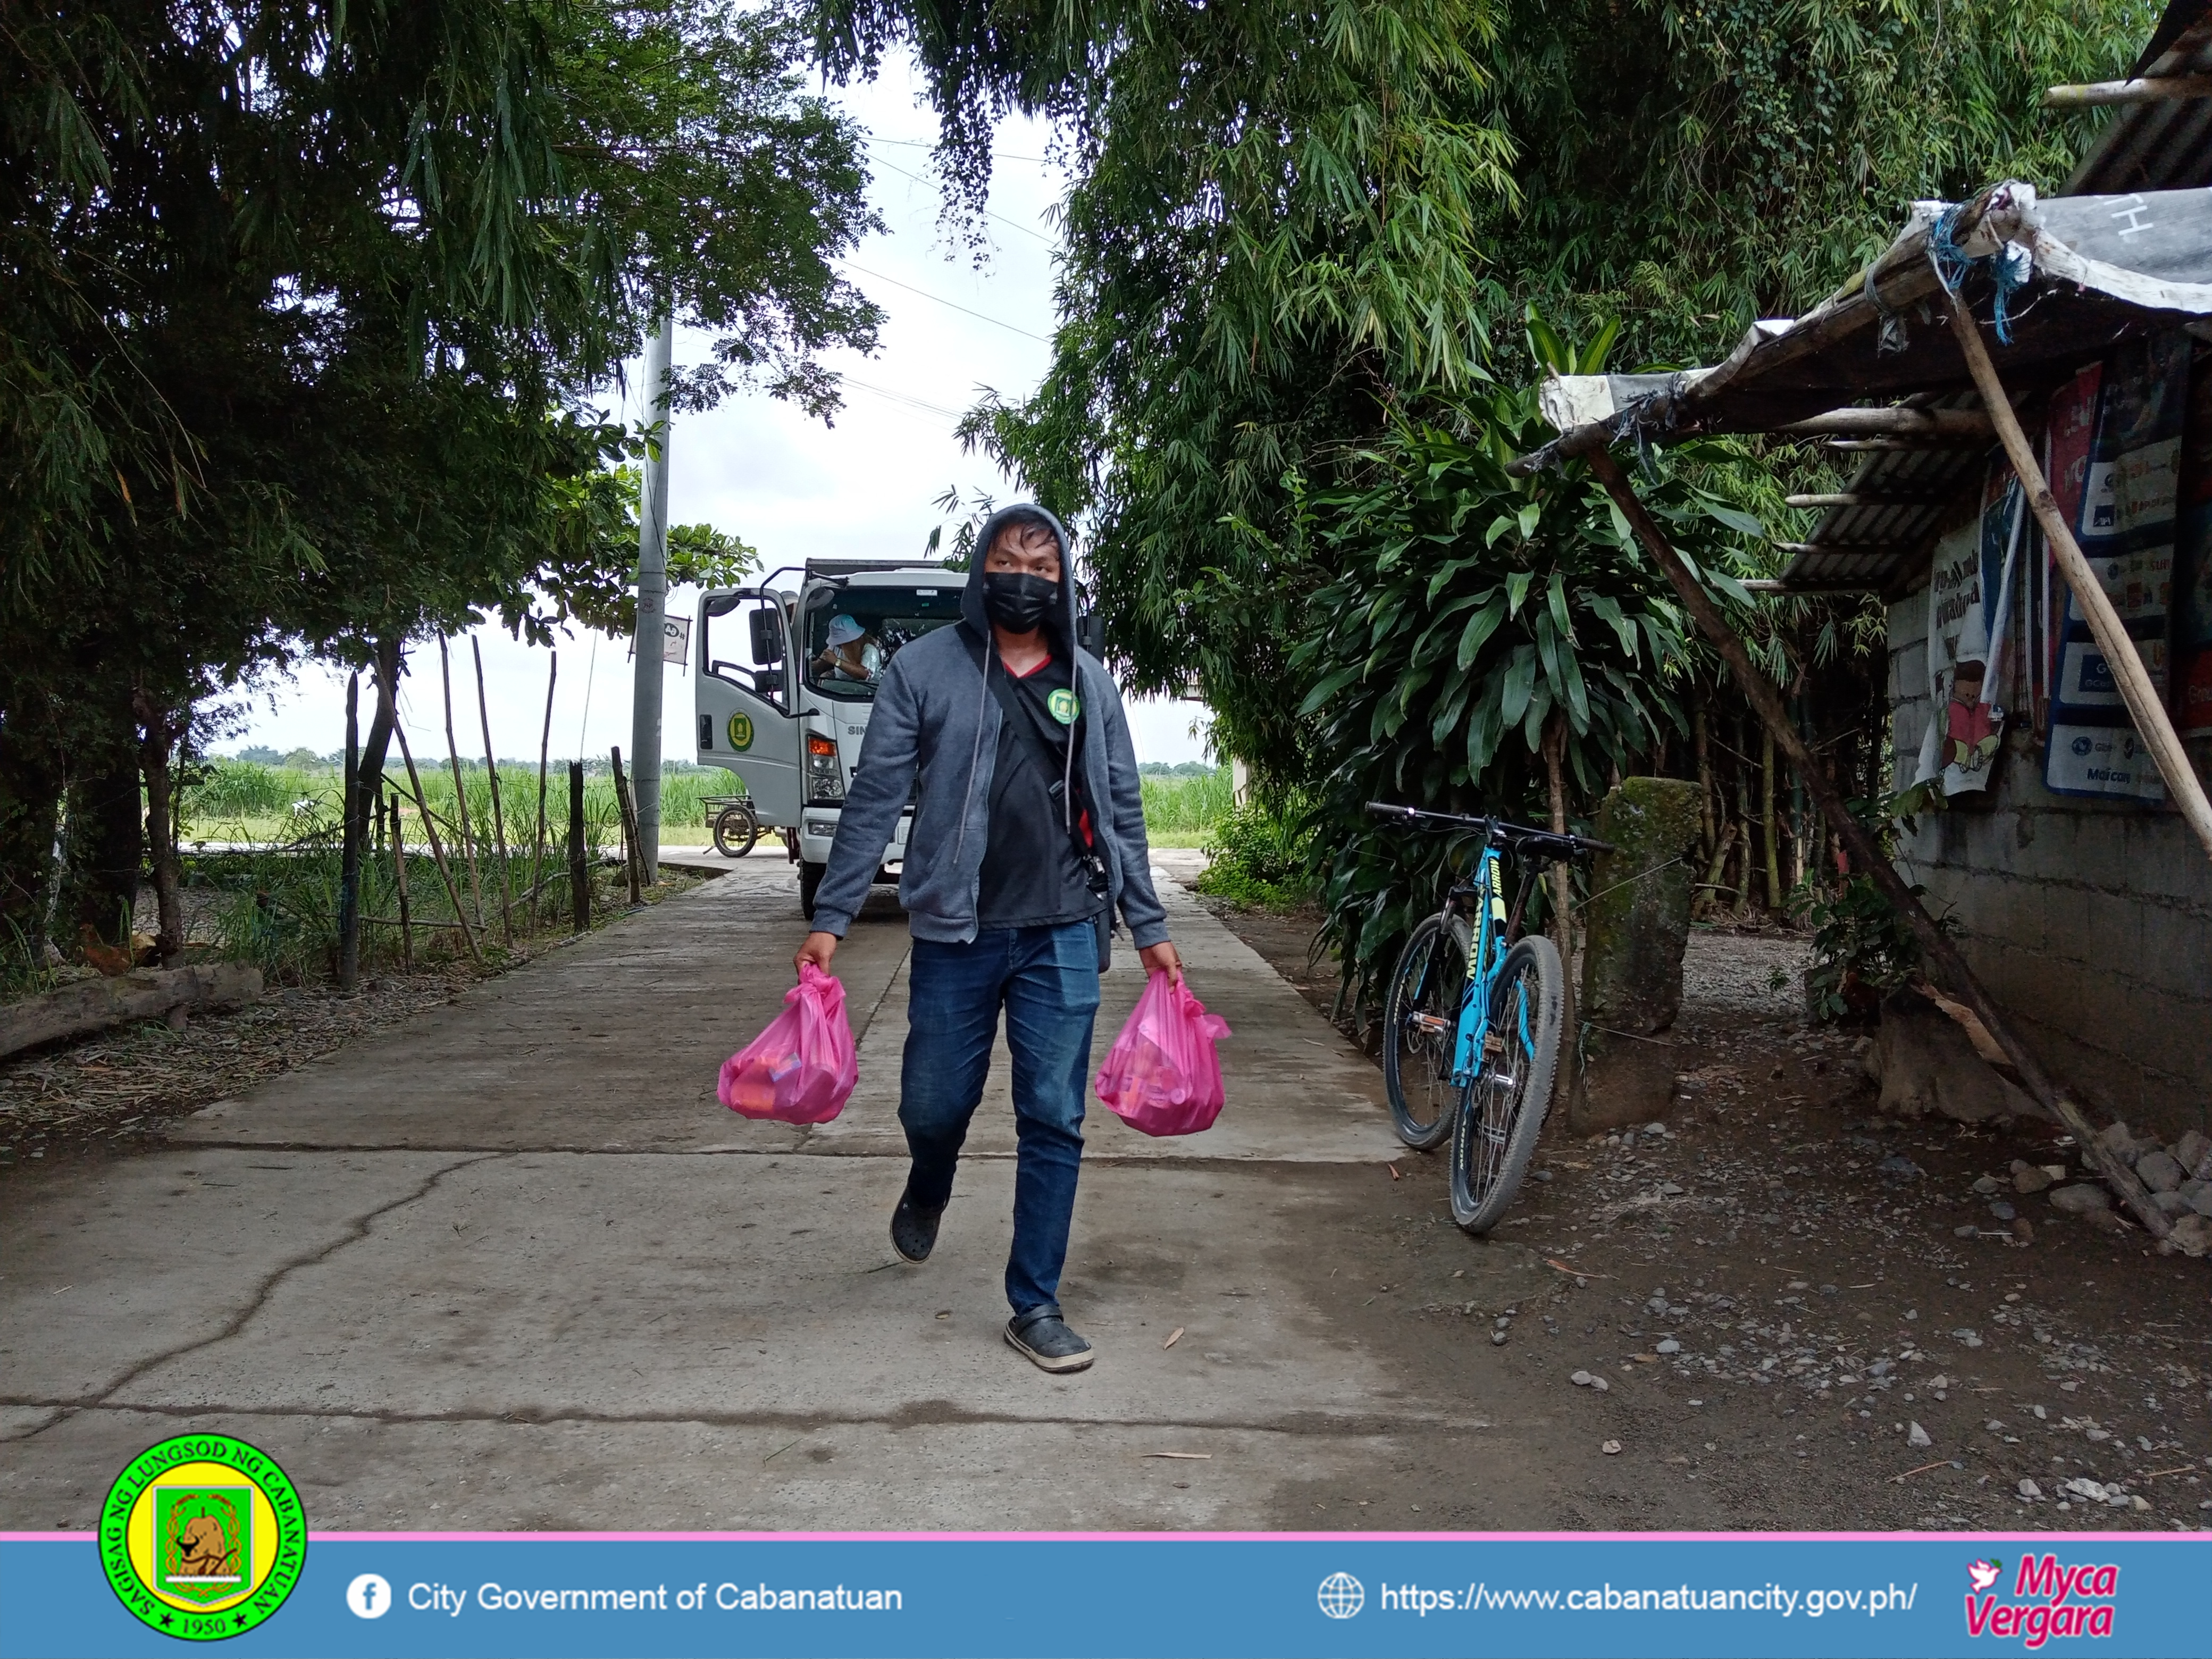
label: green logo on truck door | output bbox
[726,712,754,751]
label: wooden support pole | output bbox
[379,664,483,967]
[438,638,487,928]
[2042,74,2212,107]
[1779,407,1993,441]
[1784,491,1949,509]
[338,672,362,993]
[568,761,590,933]
[531,651,557,933]
[471,638,514,949]
[1582,445,2173,1241]
[1936,277,2212,864]
[387,789,415,972]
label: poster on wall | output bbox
[1915,460,2022,796]
[2174,346,2212,739]
[2043,331,2188,800]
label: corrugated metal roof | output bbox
[1791,7,2212,593]
[1513,5,2212,593]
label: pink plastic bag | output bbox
[718,964,858,1124]
[1095,971,1232,1137]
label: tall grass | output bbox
[1140,768,1234,843]
[179,759,746,846]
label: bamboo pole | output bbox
[530,650,557,932]
[610,745,643,905]
[568,761,590,933]
[471,638,514,948]
[438,638,488,927]
[1582,445,2172,1241]
[379,665,483,968]
[1761,724,1782,911]
[386,787,415,972]
[1934,276,2212,863]
[1541,713,1578,1112]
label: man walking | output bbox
[794,505,1180,1373]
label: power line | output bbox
[839,262,1053,343]
[840,376,968,423]
[868,152,1052,244]
[867,135,1053,164]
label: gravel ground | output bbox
[1206,904,2212,1532]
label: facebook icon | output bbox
[347,1573,392,1619]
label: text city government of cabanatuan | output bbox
[411,1581,905,1615]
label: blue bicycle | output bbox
[1368,803,1612,1234]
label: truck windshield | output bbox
[802,586,965,701]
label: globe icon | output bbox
[1317,1571,1365,1619]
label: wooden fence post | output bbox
[568,761,590,934]
[610,745,643,905]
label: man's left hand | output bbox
[1138,940,1183,985]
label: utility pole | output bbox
[629,309,674,884]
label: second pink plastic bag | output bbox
[1095,971,1232,1137]
[717,963,858,1124]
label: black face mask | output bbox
[981,570,1059,634]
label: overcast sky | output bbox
[217,60,1213,770]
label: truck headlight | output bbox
[805,734,844,802]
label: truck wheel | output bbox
[799,860,825,920]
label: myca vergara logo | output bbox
[99,1433,306,1640]
[1963,1553,2118,1647]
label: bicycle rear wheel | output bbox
[1381,912,1471,1150]
[713,803,760,858]
[1448,935,1563,1234]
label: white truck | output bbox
[694,558,965,918]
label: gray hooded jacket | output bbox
[808,506,1170,961]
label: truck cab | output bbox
[695,558,963,917]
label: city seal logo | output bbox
[99,1433,305,1640]
[1317,1571,1364,1619]
[1046,687,1080,726]
[727,711,755,751]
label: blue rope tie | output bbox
[1930,202,2030,345]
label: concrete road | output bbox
[6,858,1564,1531]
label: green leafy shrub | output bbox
[1791,872,1940,1023]
[1286,357,1766,1011]
[1195,796,1314,910]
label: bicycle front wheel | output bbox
[1449,935,1564,1234]
[1381,912,1471,1150]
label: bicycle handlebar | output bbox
[1364,800,1617,859]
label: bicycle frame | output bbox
[1449,844,1513,1087]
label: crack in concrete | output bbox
[0,1397,1479,1437]
[160,1141,1382,1170]
[60,1152,509,1426]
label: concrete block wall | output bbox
[1885,590,2212,1141]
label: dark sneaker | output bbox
[890,1193,943,1263]
[1004,1303,1094,1373]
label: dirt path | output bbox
[3,865,2203,1536]
[1209,901,2212,1532]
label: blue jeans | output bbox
[900,921,1101,1314]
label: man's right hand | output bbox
[795,931,840,977]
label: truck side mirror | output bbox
[749,607,784,665]
[1077,611,1105,658]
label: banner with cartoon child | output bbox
[1915,459,2024,797]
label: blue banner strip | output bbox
[5,1534,2207,1658]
